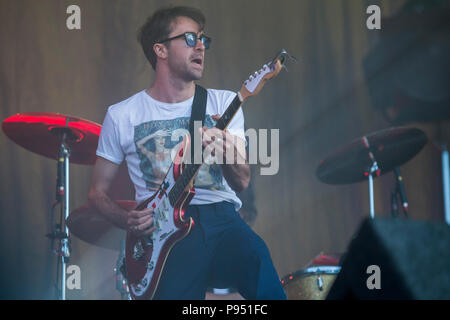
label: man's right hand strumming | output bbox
[126,207,157,237]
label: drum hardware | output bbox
[362,135,380,219]
[281,253,342,300]
[317,276,324,291]
[391,167,409,218]
[441,144,450,225]
[432,126,450,226]
[281,266,341,300]
[2,112,101,299]
[52,122,72,300]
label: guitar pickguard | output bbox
[126,157,195,300]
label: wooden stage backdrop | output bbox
[0,0,448,299]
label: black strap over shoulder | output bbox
[189,84,207,161]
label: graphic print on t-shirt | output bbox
[134,115,224,192]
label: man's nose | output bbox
[194,38,205,51]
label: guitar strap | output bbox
[189,84,208,162]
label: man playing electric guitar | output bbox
[88,5,286,300]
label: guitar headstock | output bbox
[239,49,295,101]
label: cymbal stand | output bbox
[363,136,380,219]
[441,144,450,225]
[390,167,409,219]
[60,136,71,300]
[48,122,73,300]
[391,190,399,218]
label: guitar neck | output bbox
[168,93,244,206]
[215,94,243,130]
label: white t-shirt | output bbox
[96,88,245,210]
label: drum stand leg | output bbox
[60,143,71,300]
[441,145,450,225]
[48,126,73,300]
[367,161,378,219]
[368,174,375,219]
[363,136,379,219]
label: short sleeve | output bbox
[96,109,124,164]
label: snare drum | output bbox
[281,266,341,300]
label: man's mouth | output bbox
[191,57,203,67]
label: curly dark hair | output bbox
[138,6,206,70]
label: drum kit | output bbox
[0,110,444,300]
[280,106,448,300]
[282,127,431,300]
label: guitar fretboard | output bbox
[215,95,242,130]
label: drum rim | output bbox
[281,265,341,284]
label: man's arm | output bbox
[88,156,155,237]
[222,162,250,193]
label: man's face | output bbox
[165,16,206,81]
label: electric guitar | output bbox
[125,49,291,300]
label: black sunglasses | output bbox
[158,32,211,49]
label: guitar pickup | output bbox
[132,241,145,261]
[157,208,168,221]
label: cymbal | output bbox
[66,200,136,251]
[316,127,427,185]
[2,112,101,165]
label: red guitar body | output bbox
[125,136,195,300]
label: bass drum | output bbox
[281,266,341,300]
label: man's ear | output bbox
[153,43,168,60]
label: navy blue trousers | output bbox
[153,201,286,300]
